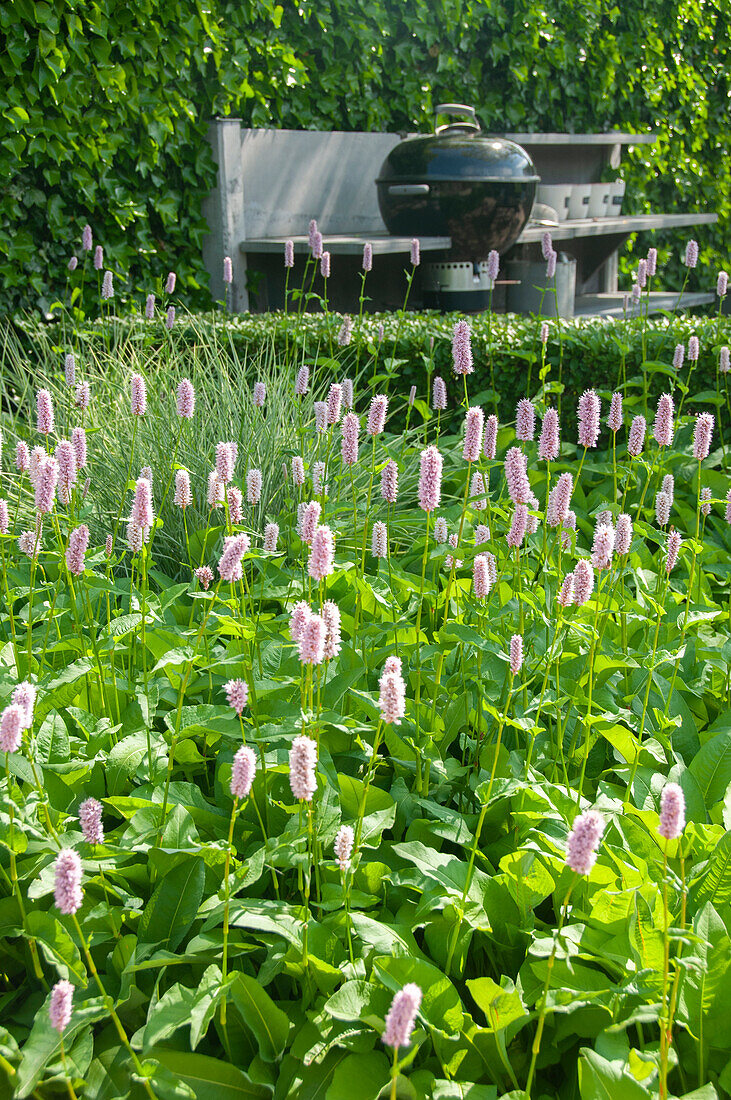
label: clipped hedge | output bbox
[13,310,731,425]
[2,0,729,314]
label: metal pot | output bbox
[376,104,539,261]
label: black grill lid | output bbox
[377,104,539,185]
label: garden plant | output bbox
[1,228,731,1100]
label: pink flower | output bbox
[145,294,155,319]
[655,491,671,527]
[65,524,89,576]
[409,385,417,406]
[94,245,103,271]
[475,523,490,545]
[693,412,714,461]
[473,555,491,599]
[35,457,59,514]
[573,559,595,606]
[541,232,553,259]
[538,409,560,461]
[371,521,387,558]
[0,499,7,535]
[292,457,305,486]
[615,514,633,555]
[298,614,326,666]
[546,249,557,278]
[418,446,443,512]
[452,320,473,375]
[515,399,535,442]
[131,477,154,530]
[637,258,647,288]
[54,849,83,914]
[55,440,77,504]
[726,489,731,524]
[434,517,448,543]
[367,395,388,436]
[37,389,55,435]
[105,534,113,557]
[300,500,322,545]
[362,242,372,272]
[666,530,682,573]
[285,240,295,268]
[64,353,76,387]
[312,461,327,496]
[327,383,342,425]
[341,378,354,409]
[308,524,335,581]
[19,529,41,560]
[174,469,192,509]
[577,390,600,448]
[566,810,605,875]
[225,678,248,716]
[483,414,498,460]
[71,427,87,470]
[486,249,499,284]
[320,251,331,278]
[540,322,549,345]
[207,470,225,508]
[432,376,447,411]
[383,984,421,1050]
[718,271,728,298]
[721,348,730,373]
[628,415,647,457]
[337,316,353,346]
[341,412,359,465]
[381,460,399,504]
[470,470,487,511]
[253,381,266,408]
[195,565,214,590]
[701,487,712,516]
[15,441,30,472]
[322,600,342,660]
[608,393,622,433]
[463,406,484,462]
[75,381,90,410]
[509,634,523,675]
[410,239,420,266]
[557,573,574,608]
[647,248,657,276]
[289,734,318,801]
[308,219,319,249]
[295,366,310,395]
[11,681,35,731]
[231,746,256,799]
[79,797,104,845]
[131,373,147,416]
[0,704,23,753]
[379,666,406,725]
[684,239,698,268]
[673,344,685,371]
[223,256,233,284]
[176,378,195,419]
[228,486,244,524]
[216,442,235,484]
[165,271,176,295]
[658,782,685,840]
[290,601,311,642]
[49,980,74,1034]
[688,335,699,361]
[247,469,263,505]
[653,394,674,447]
[504,446,531,504]
[126,522,145,553]
[334,824,354,871]
[506,504,528,549]
[264,523,279,553]
[82,225,92,251]
[218,534,250,583]
[591,523,614,570]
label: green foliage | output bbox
[2,0,730,312]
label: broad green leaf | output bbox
[150,1048,272,1099]
[16,997,107,1098]
[373,955,463,1037]
[138,857,205,951]
[230,971,290,1062]
[578,1048,651,1099]
[325,1051,391,1099]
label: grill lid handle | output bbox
[434,104,481,135]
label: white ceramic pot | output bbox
[607,180,626,218]
[587,183,611,218]
[536,184,571,223]
[567,184,592,221]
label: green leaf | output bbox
[689,731,731,809]
[25,910,85,983]
[16,997,107,1098]
[150,1049,272,1099]
[138,857,205,951]
[578,1048,652,1098]
[691,830,731,908]
[230,972,290,1062]
[373,955,463,1037]
[325,1051,391,1099]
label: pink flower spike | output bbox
[335,824,354,871]
[289,734,318,801]
[291,456,305,487]
[470,471,487,511]
[463,406,484,462]
[295,365,310,395]
[515,399,535,442]
[506,504,528,549]
[538,408,560,461]
[225,678,249,716]
[79,797,104,845]
[452,320,473,376]
[0,704,23,753]
[367,395,388,436]
[298,614,326,666]
[82,225,92,251]
[231,746,256,799]
[371,521,387,558]
[693,412,714,461]
[130,373,147,416]
[16,441,30,472]
[432,376,447,411]
[673,344,685,371]
[379,668,406,725]
[264,523,279,553]
[49,980,74,1035]
[341,412,359,466]
[410,238,420,266]
[36,389,55,435]
[684,239,699,268]
[628,415,647,457]
[131,477,154,530]
[653,394,674,447]
[285,240,295,268]
[615,514,633,556]
[718,271,728,298]
[289,601,311,642]
[577,390,600,449]
[327,383,342,425]
[608,393,622,433]
[195,565,214,590]
[174,469,192,509]
[418,446,443,513]
[473,555,491,599]
[300,500,322,545]
[658,782,685,840]
[434,517,448,544]
[308,525,335,581]
[218,534,249,583]
[253,381,266,408]
[176,378,195,419]
[65,524,89,576]
[557,573,574,608]
[54,848,83,915]
[591,523,615,571]
[75,381,90,410]
[509,634,523,675]
[320,251,331,279]
[666,530,682,573]
[483,414,498,460]
[566,810,605,875]
[504,446,531,505]
[381,460,399,504]
[71,427,87,470]
[35,457,59,515]
[362,242,372,272]
[223,256,233,284]
[383,984,422,1050]
[165,271,176,294]
[0,499,8,536]
[247,469,263,505]
[573,559,595,606]
[322,600,342,660]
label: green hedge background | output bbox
[2,0,729,314]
